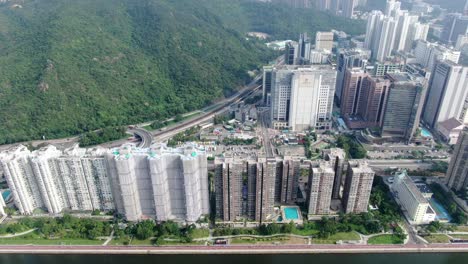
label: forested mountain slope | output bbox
[0,0,364,144]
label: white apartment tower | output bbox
[0,146,44,215]
[423,61,468,129]
[108,143,209,222]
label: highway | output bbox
[258,109,274,158]
[367,159,438,171]
[129,128,153,148]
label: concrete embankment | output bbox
[0,245,468,255]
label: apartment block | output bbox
[342,161,375,214]
[307,162,335,216]
[446,127,468,193]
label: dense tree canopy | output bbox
[0,0,365,144]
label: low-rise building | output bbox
[392,171,436,224]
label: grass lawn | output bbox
[424,234,451,244]
[368,234,404,245]
[190,229,209,239]
[455,226,468,232]
[311,232,360,244]
[129,238,156,246]
[451,234,468,240]
[0,232,104,246]
[292,229,319,236]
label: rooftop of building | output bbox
[272,64,335,71]
[438,118,464,132]
[394,171,428,204]
[386,72,424,85]
[348,160,374,174]
[416,183,433,194]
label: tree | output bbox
[282,221,296,234]
[135,220,155,240]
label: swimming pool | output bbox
[429,198,452,222]
[421,128,433,138]
[284,207,299,220]
[1,190,11,200]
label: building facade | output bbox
[392,171,435,224]
[423,61,468,129]
[446,127,468,193]
[380,73,426,143]
[342,161,375,214]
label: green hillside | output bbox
[0,0,365,144]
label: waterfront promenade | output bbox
[0,244,468,255]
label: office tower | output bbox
[341,0,356,18]
[315,31,334,51]
[356,0,366,6]
[405,22,429,51]
[381,73,426,143]
[364,11,384,51]
[298,33,311,64]
[359,76,391,127]
[288,66,336,131]
[284,42,299,65]
[262,66,274,105]
[273,0,312,8]
[441,13,468,44]
[335,49,371,102]
[307,162,335,216]
[280,158,300,204]
[456,34,468,50]
[270,65,336,131]
[392,171,435,224]
[0,146,45,215]
[330,0,341,15]
[385,0,401,17]
[342,161,375,214]
[423,61,468,129]
[394,12,419,52]
[214,158,244,222]
[375,17,397,61]
[317,0,331,10]
[465,0,468,16]
[323,148,346,199]
[446,127,468,192]
[255,158,277,222]
[107,143,209,222]
[340,68,368,118]
[414,40,460,71]
[270,66,295,129]
[309,49,331,64]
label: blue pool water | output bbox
[421,128,433,138]
[284,207,299,220]
[2,190,11,200]
[430,198,452,222]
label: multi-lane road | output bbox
[0,243,467,255]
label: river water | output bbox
[0,253,467,264]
